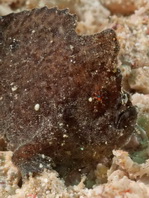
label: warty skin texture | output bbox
[0,7,137,185]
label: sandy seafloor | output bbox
[0,0,149,197]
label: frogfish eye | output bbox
[115,106,137,129]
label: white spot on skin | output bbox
[63,134,68,138]
[11,85,18,92]
[34,103,40,111]
[70,45,74,50]
[14,94,18,99]
[61,142,65,146]
[31,30,35,34]
[88,97,93,102]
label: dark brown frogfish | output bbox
[0,7,137,185]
